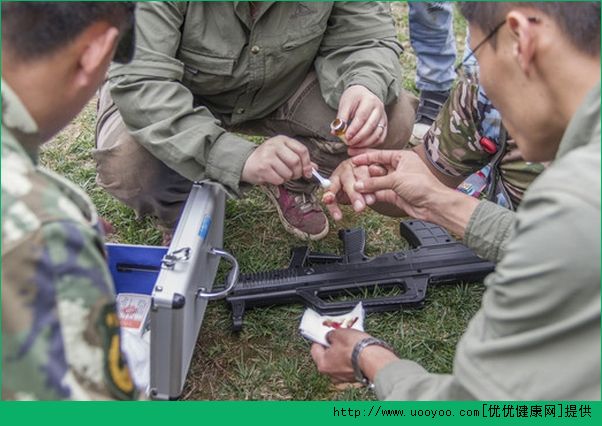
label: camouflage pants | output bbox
[94,72,417,228]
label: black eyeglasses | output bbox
[455,17,540,76]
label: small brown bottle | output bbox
[330,118,348,143]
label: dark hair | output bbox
[459,2,600,56]
[2,2,135,61]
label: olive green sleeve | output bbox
[314,2,403,109]
[464,200,516,263]
[375,150,601,400]
[108,2,255,197]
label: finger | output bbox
[275,147,304,179]
[352,150,401,169]
[368,164,388,177]
[262,169,286,186]
[345,102,373,143]
[325,330,337,345]
[347,147,369,157]
[283,138,312,172]
[373,189,402,206]
[354,166,376,205]
[354,116,388,149]
[322,176,344,221]
[377,119,388,146]
[270,159,295,182]
[325,173,342,200]
[326,201,343,222]
[310,343,327,366]
[341,167,367,213]
[351,129,382,150]
[354,174,399,194]
[337,95,357,127]
[347,108,381,146]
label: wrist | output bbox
[351,337,398,387]
[359,345,398,383]
[427,188,480,239]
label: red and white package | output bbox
[116,293,151,335]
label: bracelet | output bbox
[351,337,395,388]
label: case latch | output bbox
[161,247,191,270]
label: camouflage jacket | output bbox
[1,81,137,400]
[423,77,546,209]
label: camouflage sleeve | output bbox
[2,220,137,400]
[423,78,491,177]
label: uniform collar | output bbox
[1,78,42,163]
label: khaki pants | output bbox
[94,73,416,228]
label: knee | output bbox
[94,136,163,200]
[383,90,418,150]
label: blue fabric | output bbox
[409,2,456,92]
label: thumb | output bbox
[310,343,327,365]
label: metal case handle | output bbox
[197,248,239,300]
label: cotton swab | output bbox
[312,168,332,189]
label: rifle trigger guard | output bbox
[197,248,239,300]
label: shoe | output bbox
[410,90,450,146]
[262,184,329,241]
[156,224,174,247]
[98,217,115,236]
[409,122,431,147]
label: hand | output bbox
[337,85,387,149]
[321,159,378,221]
[241,136,316,186]
[322,159,388,221]
[351,150,449,222]
[310,329,372,383]
[311,329,398,384]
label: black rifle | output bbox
[226,220,494,331]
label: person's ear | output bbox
[506,11,537,76]
[74,23,120,88]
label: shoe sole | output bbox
[260,186,329,241]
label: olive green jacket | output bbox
[375,83,601,400]
[108,2,402,195]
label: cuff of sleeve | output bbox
[373,359,428,400]
[464,200,516,263]
[204,134,257,197]
[345,75,390,105]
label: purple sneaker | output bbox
[262,184,329,240]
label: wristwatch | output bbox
[351,337,395,388]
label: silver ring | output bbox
[377,123,386,130]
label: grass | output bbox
[40,4,480,400]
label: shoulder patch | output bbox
[97,303,137,400]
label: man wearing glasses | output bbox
[311,2,600,400]
[2,3,140,400]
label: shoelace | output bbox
[294,192,317,214]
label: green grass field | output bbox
[40,4,481,400]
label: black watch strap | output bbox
[351,337,395,388]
